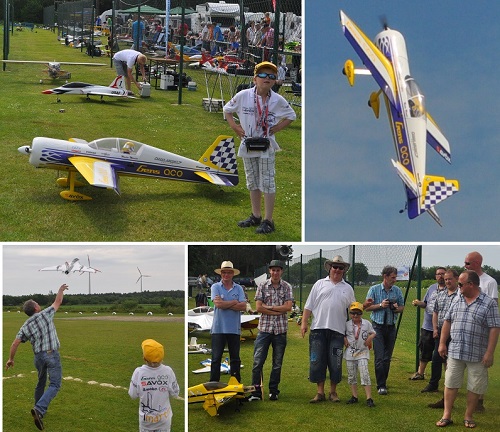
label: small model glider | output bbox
[1,59,106,80]
[18,135,238,201]
[188,376,257,416]
[42,76,135,101]
[340,10,459,226]
[39,257,100,274]
[188,337,212,354]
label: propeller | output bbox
[379,14,389,30]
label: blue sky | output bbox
[305,1,500,240]
[2,244,185,296]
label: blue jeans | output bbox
[251,332,287,394]
[210,333,241,382]
[309,329,344,384]
[34,350,62,416]
[372,323,396,389]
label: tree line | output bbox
[3,290,184,314]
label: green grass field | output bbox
[187,293,500,432]
[3,312,185,432]
[0,27,301,241]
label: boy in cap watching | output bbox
[344,302,376,407]
[248,260,293,401]
[223,61,297,234]
[129,339,179,432]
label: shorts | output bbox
[309,329,344,384]
[242,155,276,194]
[418,328,435,362]
[444,356,488,395]
[346,358,371,386]
[115,60,128,77]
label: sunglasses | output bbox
[330,265,345,270]
[458,281,470,288]
[464,262,471,265]
[350,311,362,316]
[256,72,277,80]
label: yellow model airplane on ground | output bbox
[188,376,257,416]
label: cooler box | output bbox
[140,82,151,97]
[160,73,175,90]
[188,81,197,91]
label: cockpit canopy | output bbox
[87,138,145,155]
[405,75,425,118]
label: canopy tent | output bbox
[169,7,196,15]
[120,5,165,15]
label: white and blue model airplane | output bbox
[340,10,459,226]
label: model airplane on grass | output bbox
[188,337,212,354]
[188,309,260,336]
[192,358,244,374]
[188,376,257,416]
[1,59,106,80]
[39,257,100,274]
[340,10,459,226]
[42,76,136,101]
[18,135,238,201]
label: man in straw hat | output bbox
[129,339,179,432]
[223,61,296,234]
[247,260,293,401]
[210,261,247,382]
[301,256,356,403]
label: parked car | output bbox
[233,276,255,288]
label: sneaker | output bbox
[428,398,444,409]
[256,219,275,234]
[366,398,375,408]
[377,387,388,395]
[237,214,262,228]
[410,372,425,380]
[421,384,438,393]
[246,394,262,402]
[31,408,44,431]
[346,396,358,404]
[269,393,278,401]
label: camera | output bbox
[388,300,397,311]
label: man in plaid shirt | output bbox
[436,270,500,428]
[248,260,293,401]
[6,284,69,431]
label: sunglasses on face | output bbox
[256,72,277,80]
[330,265,345,270]
[350,311,362,316]
[458,281,470,288]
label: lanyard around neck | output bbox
[254,88,270,137]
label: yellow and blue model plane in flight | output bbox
[340,10,459,226]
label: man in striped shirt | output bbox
[6,284,69,430]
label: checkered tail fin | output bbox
[196,135,239,186]
[421,175,459,211]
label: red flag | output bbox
[272,0,276,12]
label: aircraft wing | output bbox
[188,313,213,332]
[75,264,100,274]
[1,60,106,66]
[39,263,67,272]
[68,156,120,194]
[426,113,451,163]
[194,171,237,186]
[340,10,397,105]
[240,314,260,326]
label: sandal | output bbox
[256,219,275,234]
[464,420,476,429]
[410,372,425,380]
[436,418,453,427]
[329,392,340,402]
[309,393,326,403]
[237,214,262,228]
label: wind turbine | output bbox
[136,267,151,292]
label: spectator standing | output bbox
[210,261,247,382]
[364,266,405,395]
[301,256,355,403]
[247,260,293,401]
[435,270,500,428]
